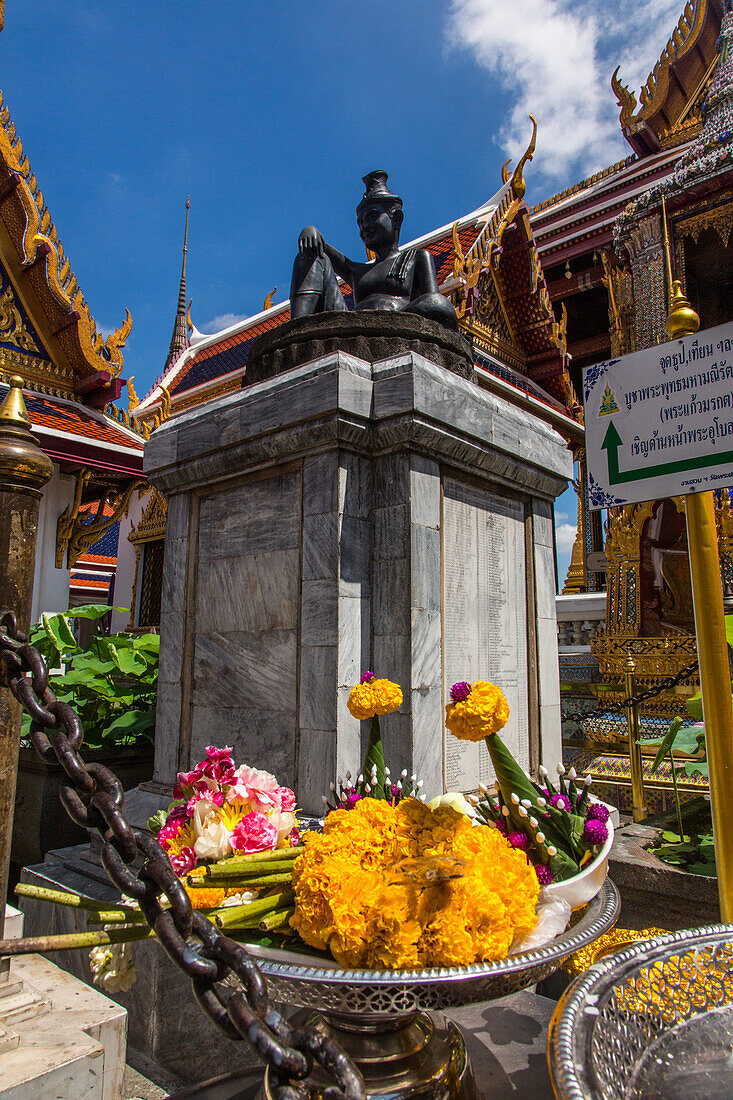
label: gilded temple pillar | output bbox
[624,213,668,351]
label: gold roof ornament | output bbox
[662,195,700,338]
[0,372,53,495]
[510,115,537,201]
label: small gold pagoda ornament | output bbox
[665,279,700,339]
[598,382,619,416]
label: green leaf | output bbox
[363,715,387,799]
[107,642,147,677]
[684,760,709,779]
[68,655,117,676]
[103,710,155,737]
[688,862,717,878]
[686,692,703,721]
[725,612,733,651]
[66,605,125,620]
[651,717,683,774]
[42,612,77,655]
[147,809,168,836]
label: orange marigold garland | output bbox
[290,798,539,969]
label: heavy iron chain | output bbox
[562,660,700,725]
[0,611,365,1100]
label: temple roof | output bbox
[0,90,133,406]
[0,380,144,477]
[612,0,724,157]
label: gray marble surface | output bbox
[145,348,570,811]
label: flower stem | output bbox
[202,861,296,879]
[214,890,294,929]
[258,907,295,931]
[216,847,303,866]
[363,714,386,799]
[0,924,155,956]
[14,883,135,914]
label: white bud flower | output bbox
[345,771,352,781]
[529,817,538,828]
[502,805,510,817]
[537,832,545,844]
[547,845,557,857]
[511,793,520,805]
[539,765,548,779]
[556,763,566,776]
[365,783,371,794]
[537,797,547,808]
[321,795,329,805]
[568,767,577,780]
[329,782,336,791]
[521,799,532,808]
[416,780,424,789]
[401,769,408,779]
[518,805,528,818]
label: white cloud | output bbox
[200,312,248,333]
[446,0,682,185]
[555,521,578,553]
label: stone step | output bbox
[0,1023,19,1057]
[0,978,24,1001]
[0,983,51,1025]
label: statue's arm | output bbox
[298,227,351,281]
[411,249,440,298]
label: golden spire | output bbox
[0,373,53,494]
[165,197,191,368]
[662,195,700,339]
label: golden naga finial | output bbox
[263,287,277,311]
[186,298,194,335]
[611,67,638,122]
[510,115,537,201]
[661,195,699,339]
[126,375,139,415]
[501,159,512,185]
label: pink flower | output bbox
[169,847,196,875]
[229,812,278,853]
[507,830,530,850]
[535,864,554,886]
[173,763,206,798]
[583,819,608,846]
[158,822,183,844]
[166,804,189,826]
[450,681,472,703]
[550,793,571,813]
[273,787,296,813]
[187,789,223,816]
[205,745,233,764]
[586,802,610,824]
[288,828,300,847]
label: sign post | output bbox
[584,310,733,922]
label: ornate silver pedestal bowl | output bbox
[548,923,733,1100]
[245,880,619,1100]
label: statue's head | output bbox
[356,171,403,253]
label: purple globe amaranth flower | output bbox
[342,790,363,810]
[586,802,610,824]
[507,830,530,850]
[450,681,472,703]
[550,793,571,812]
[583,819,608,846]
[535,864,554,886]
[360,671,375,683]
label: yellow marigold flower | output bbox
[445,680,510,742]
[347,674,403,720]
[290,797,538,970]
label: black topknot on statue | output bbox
[290,171,458,331]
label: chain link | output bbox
[562,660,700,725]
[0,611,365,1100]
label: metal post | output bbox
[624,653,647,823]
[0,375,52,935]
[686,490,733,923]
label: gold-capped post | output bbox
[661,194,733,921]
[0,370,54,935]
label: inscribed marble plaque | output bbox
[442,478,529,791]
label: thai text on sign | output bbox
[583,320,733,509]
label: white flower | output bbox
[427,792,477,819]
[192,799,232,861]
[89,941,136,993]
[274,810,298,845]
[222,891,259,908]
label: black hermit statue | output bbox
[290,171,458,331]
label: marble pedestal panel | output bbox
[144,348,571,813]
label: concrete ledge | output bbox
[609,822,719,930]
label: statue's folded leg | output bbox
[404,292,459,331]
[290,254,348,318]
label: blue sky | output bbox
[1,1,681,584]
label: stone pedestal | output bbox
[144,318,571,813]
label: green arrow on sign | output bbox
[602,419,733,485]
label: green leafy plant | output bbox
[21,606,158,751]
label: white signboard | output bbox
[583,320,733,509]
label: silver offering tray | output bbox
[548,922,733,1100]
[240,880,620,1099]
